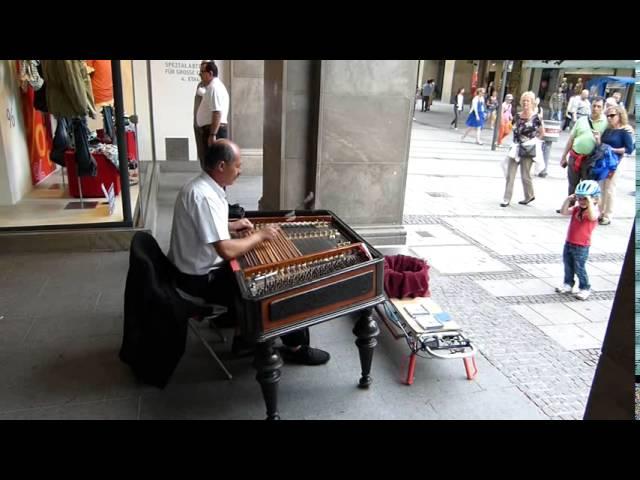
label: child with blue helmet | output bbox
[556,180,601,300]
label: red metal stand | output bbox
[405,352,417,385]
[463,356,478,380]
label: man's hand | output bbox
[207,134,216,146]
[230,218,253,233]
[258,226,278,242]
[560,156,568,168]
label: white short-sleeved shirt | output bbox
[168,172,230,275]
[196,77,230,127]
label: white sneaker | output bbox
[555,284,573,294]
[575,289,591,300]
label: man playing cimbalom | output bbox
[195,61,230,152]
[559,96,607,204]
[168,139,331,365]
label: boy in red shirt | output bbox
[556,180,600,300]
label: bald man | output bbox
[575,89,591,120]
[168,140,330,365]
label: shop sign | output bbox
[101,183,116,215]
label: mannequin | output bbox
[86,60,115,141]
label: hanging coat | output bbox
[42,60,97,118]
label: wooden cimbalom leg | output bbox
[353,307,380,388]
[253,339,283,420]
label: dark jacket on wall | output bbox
[119,232,196,388]
[42,60,97,118]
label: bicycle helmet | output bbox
[575,180,601,197]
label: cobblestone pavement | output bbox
[397,102,635,420]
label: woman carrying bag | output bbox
[594,104,635,225]
[500,91,545,207]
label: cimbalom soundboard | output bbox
[230,210,385,342]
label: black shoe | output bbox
[518,197,535,205]
[555,209,562,214]
[231,336,255,357]
[538,171,548,178]
[279,345,330,366]
[500,202,509,207]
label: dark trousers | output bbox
[422,96,430,111]
[71,117,97,177]
[199,124,229,151]
[174,264,309,348]
[562,115,573,131]
[567,152,583,196]
[451,106,461,128]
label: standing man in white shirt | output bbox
[168,139,331,365]
[196,61,230,152]
[563,92,580,131]
[194,60,211,167]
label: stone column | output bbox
[229,60,264,175]
[314,60,417,244]
[520,67,533,96]
[441,60,456,104]
[262,60,417,245]
[262,60,319,211]
[530,68,543,96]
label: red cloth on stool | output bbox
[383,255,430,299]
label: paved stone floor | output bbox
[392,102,635,419]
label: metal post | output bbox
[491,60,510,151]
[77,176,84,207]
[146,60,157,163]
[111,60,132,225]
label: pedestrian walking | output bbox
[450,88,465,130]
[461,88,486,145]
[500,91,544,207]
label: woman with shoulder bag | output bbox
[594,105,635,225]
[500,91,545,207]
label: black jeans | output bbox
[51,117,70,167]
[451,106,461,128]
[71,118,97,177]
[422,96,430,111]
[174,264,309,348]
[199,124,229,151]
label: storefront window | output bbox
[0,60,143,230]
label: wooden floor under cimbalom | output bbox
[0,168,138,228]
